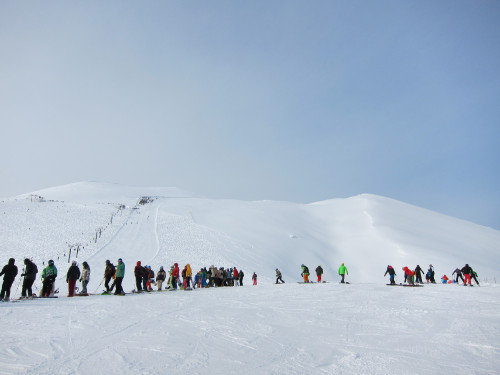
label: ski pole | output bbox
[93,277,105,294]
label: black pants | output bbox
[0,279,14,299]
[340,274,345,283]
[276,277,284,284]
[114,277,124,294]
[41,278,54,297]
[135,276,142,291]
[105,276,113,291]
[455,274,464,283]
[239,277,243,286]
[22,277,35,297]
[415,274,423,283]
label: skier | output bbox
[301,264,310,283]
[156,266,166,290]
[384,265,396,285]
[66,261,81,297]
[41,260,57,297]
[338,263,348,284]
[316,265,323,283]
[452,268,464,284]
[114,258,125,295]
[414,265,424,284]
[461,264,472,286]
[134,261,145,292]
[402,267,415,285]
[470,267,480,286]
[80,262,90,295]
[21,258,38,298]
[252,272,257,285]
[275,268,284,284]
[0,258,18,301]
[238,269,244,286]
[104,260,115,293]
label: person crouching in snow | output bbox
[384,265,396,285]
[402,267,415,285]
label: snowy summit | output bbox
[0,182,499,374]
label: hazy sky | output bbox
[1,1,499,229]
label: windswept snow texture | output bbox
[0,182,499,374]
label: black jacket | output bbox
[22,260,38,280]
[0,259,18,282]
[66,265,81,282]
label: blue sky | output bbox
[1,1,499,229]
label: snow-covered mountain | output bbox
[1,182,499,375]
[1,181,498,287]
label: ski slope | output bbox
[0,182,499,374]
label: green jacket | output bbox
[301,265,309,275]
[42,265,57,280]
[338,265,348,275]
[116,262,125,278]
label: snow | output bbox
[0,182,499,374]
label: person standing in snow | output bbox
[114,258,125,295]
[156,266,166,290]
[275,268,284,284]
[172,263,180,289]
[301,264,310,283]
[452,268,464,284]
[427,265,436,283]
[104,260,115,293]
[66,261,81,297]
[414,265,424,284]
[252,272,257,285]
[41,260,57,297]
[384,265,396,285]
[461,264,472,286]
[183,264,192,289]
[338,263,348,283]
[0,258,18,301]
[21,258,38,298]
[316,265,324,283]
[238,269,244,286]
[134,261,145,292]
[233,268,239,286]
[80,262,90,295]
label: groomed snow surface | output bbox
[1,182,499,375]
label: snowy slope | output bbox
[0,182,499,375]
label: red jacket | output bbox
[172,263,179,278]
[403,267,414,276]
[233,268,239,278]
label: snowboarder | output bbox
[171,263,180,289]
[275,268,284,284]
[402,267,415,285]
[441,275,450,284]
[66,261,81,297]
[145,266,154,291]
[252,272,257,285]
[414,265,424,284]
[0,258,18,301]
[470,267,480,286]
[452,268,464,284]
[183,264,192,290]
[156,266,166,290]
[41,260,57,297]
[384,265,396,285]
[21,258,38,298]
[338,263,348,283]
[80,262,90,295]
[461,264,472,286]
[301,264,310,283]
[316,265,323,283]
[104,260,115,293]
